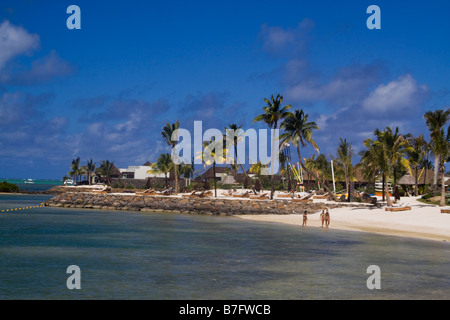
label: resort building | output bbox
[119,163,165,179]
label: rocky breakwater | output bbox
[44,192,364,216]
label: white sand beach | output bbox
[236,195,450,242]
[174,189,450,242]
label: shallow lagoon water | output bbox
[0,194,448,299]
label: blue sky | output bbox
[0,0,449,179]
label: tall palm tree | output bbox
[357,148,377,194]
[86,159,96,186]
[406,134,428,196]
[148,153,174,188]
[432,125,450,206]
[69,157,81,184]
[278,108,337,197]
[99,160,115,185]
[162,121,181,193]
[305,154,332,190]
[253,94,291,199]
[335,138,354,200]
[280,109,320,167]
[224,123,250,179]
[369,127,412,205]
[424,109,450,186]
[419,157,433,190]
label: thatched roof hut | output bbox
[398,169,435,185]
[398,174,416,185]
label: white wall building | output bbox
[119,165,165,179]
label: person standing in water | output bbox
[324,209,330,228]
[320,210,325,228]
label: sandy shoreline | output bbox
[236,196,450,243]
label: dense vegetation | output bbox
[0,181,19,193]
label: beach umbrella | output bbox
[222,175,239,192]
[222,175,238,185]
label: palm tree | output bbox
[162,121,181,193]
[279,108,339,198]
[148,153,174,188]
[69,157,81,184]
[280,109,320,168]
[432,125,450,206]
[368,127,412,205]
[407,134,428,196]
[180,161,194,186]
[424,109,450,186]
[86,159,96,186]
[419,157,433,191]
[99,160,114,185]
[357,145,380,195]
[253,94,291,199]
[304,154,332,191]
[196,137,228,197]
[249,161,269,188]
[335,138,354,200]
[224,123,250,179]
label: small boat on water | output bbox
[24,179,35,184]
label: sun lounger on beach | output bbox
[158,187,174,196]
[232,191,250,198]
[139,187,174,196]
[249,193,268,200]
[385,206,411,211]
[182,191,201,197]
[92,186,111,194]
[385,202,411,211]
[136,189,157,195]
[291,198,313,203]
[277,193,292,198]
[197,191,213,198]
[182,190,213,198]
[441,209,450,214]
[313,193,329,199]
[290,194,314,203]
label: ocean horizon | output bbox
[0,194,449,300]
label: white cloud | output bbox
[314,107,349,130]
[0,20,39,69]
[285,63,383,106]
[6,50,74,84]
[259,19,314,57]
[362,74,429,113]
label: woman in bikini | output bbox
[320,210,325,228]
[325,209,330,228]
[302,210,308,227]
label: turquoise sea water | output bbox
[0,194,449,300]
[0,179,61,193]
